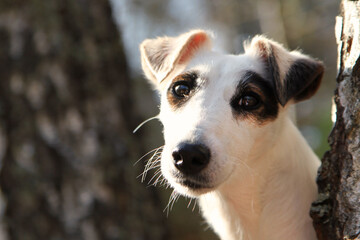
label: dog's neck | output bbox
[199,117,319,240]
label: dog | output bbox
[139,29,323,240]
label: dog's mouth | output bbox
[171,171,213,191]
[180,179,208,189]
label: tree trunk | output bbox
[311,1,360,239]
[0,0,168,239]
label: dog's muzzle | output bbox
[172,143,210,175]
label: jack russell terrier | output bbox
[139,29,323,240]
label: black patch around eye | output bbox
[230,71,279,123]
[167,72,198,109]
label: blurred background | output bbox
[0,0,338,239]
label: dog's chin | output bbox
[169,178,215,197]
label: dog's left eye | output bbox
[173,82,191,98]
[239,94,260,110]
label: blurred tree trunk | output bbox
[0,0,168,240]
[311,1,360,239]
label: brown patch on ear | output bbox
[253,41,281,84]
[139,30,211,89]
[253,40,272,60]
[178,33,208,64]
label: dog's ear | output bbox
[140,30,211,88]
[245,36,324,106]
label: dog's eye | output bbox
[173,82,191,98]
[239,94,260,110]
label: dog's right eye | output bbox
[233,92,262,112]
[172,82,191,98]
[239,94,260,110]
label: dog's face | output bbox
[140,30,323,197]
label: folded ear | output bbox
[140,30,211,88]
[245,36,324,106]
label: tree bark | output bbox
[0,0,168,239]
[311,1,360,239]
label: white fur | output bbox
[199,118,319,240]
[140,30,321,240]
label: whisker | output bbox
[137,161,160,179]
[134,145,163,166]
[140,162,161,182]
[147,168,162,185]
[143,158,160,173]
[140,147,164,182]
[187,198,193,208]
[133,115,160,133]
[153,173,165,187]
[192,199,197,212]
[159,178,168,187]
[170,193,180,211]
[164,190,179,217]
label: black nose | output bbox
[172,143,210,175]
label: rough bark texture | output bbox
[0,0,168,239]
[311,1,360,239]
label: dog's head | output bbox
[140,30,324,197]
